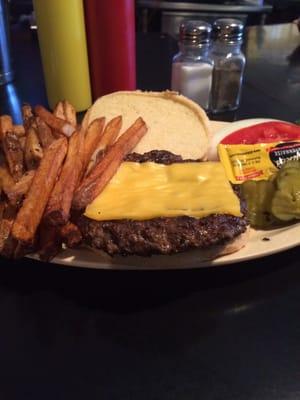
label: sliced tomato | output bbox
[221,121,300,145]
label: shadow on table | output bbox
[0,247,299,355]
[0,246,299,314]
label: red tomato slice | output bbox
[221,121,300,145]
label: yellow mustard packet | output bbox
[218,140,300,184]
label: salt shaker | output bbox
[210,18,246,113]
[171,20,213,110]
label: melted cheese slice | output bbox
[84,161,242,221]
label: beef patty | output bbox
[75,151,248,256]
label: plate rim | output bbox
[28,223,300,270]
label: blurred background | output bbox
[3,0,300,120]
[8,0,300,35]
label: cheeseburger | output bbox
[73,91,249,258]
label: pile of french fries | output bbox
[0,101,147,261]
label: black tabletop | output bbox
[0,23,300,400]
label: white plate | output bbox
[29,223,300,270]
[28,119,300,270]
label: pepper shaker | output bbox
[171,20,213,110]
[210,18,246,113]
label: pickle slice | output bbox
[241,179,278,228]
[271,161,300,221]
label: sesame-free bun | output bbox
[87,90,211,160]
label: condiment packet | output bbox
[218,140,300,183]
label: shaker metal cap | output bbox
[212,18,244,43]
[179,20,212,45]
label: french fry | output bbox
[2,238,20,258]
[38,223,62,261]
[0,115,13,139]
[6,170,35,206]
[86,115,122,174]
[0,150,9,165]
[73,117,147,209]
[0,202,5,220]
[24,126,43,170]
[12,241,29,259]
[60,222,82,248]
[55,100,82,152]
[36,117,55,148]
[22,104,35,129]
[13,125,25,137]
[0,164,14,194]
[52,102,65,138]
[44,131,82,226]
[2,131,24,181]
[53,101,65,119]
[98,115,122,149]
[1,116,24,181]
[81,117,105,171]
[62,100,77,127]
[78,128,87,169]
[71,108,91,171]
[22,104,33,119]
[12,137,68,244]
[0,202,17,253]
[19,136,26,151]
[35,105,76,137]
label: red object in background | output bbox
[84,0,136,100]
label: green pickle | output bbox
[271,161,300,221]
[241,179,278,228]
[241,161,300,227]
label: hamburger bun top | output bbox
[87,90,211,160]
